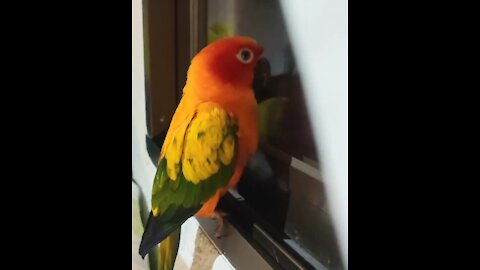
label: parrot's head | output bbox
[188,36,264,89]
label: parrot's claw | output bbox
[213,211,228,238]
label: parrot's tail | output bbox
[139,213,181,270]
[139,211,180,259]
[158,228,181,270]
[139,207,199,269]
[139,227,180,270]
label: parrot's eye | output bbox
[236,48,254,64]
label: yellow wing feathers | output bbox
[165,103,237,184]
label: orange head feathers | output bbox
[186,36,264,90]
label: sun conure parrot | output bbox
[139,36,264,269]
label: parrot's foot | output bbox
[212,211,228,238]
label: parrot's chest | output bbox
[226,96,259,155]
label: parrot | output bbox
[139,36,264,270]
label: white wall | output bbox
[280,0,348,267]
[132,0,155,202]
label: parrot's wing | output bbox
[139,102,238,258]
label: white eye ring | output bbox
[236,48,254,64]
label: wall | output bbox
[280,0,348,267]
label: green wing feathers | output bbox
[153,105,238,216]
[139,104,238,264]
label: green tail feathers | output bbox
[143,228,181,270]
[158,228,181,270]
[139,207,199,269]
